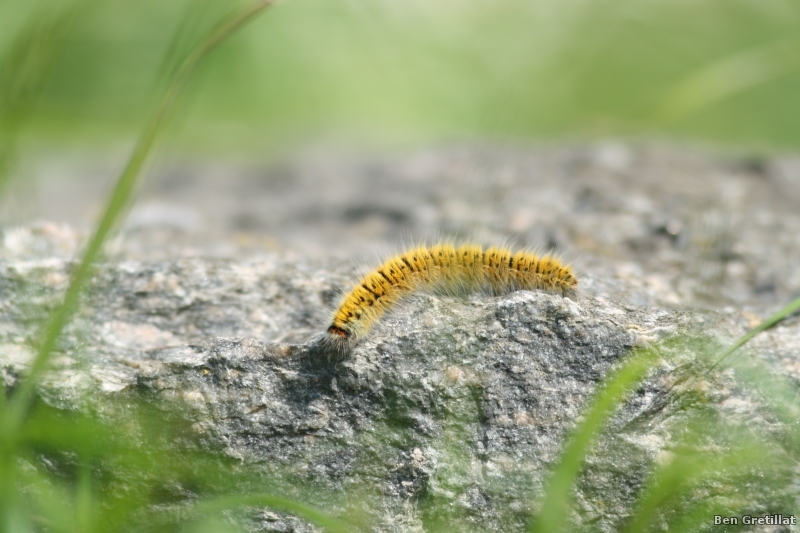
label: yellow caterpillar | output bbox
[325,244,577,354]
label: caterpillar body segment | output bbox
[325,244,577,354]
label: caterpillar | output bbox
[324,244,577,354]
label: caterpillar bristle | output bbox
[324,244,577,356]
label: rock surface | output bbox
[1,144,799,531]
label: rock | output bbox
[1,144,798,531]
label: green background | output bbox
[3,0,800,155]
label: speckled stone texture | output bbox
[1,144,798,531]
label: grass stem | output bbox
[5,0,275,432]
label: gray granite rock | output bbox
[1,144,798,531]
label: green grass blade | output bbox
[529,348,658,533]
[622,439,771,533]
[622,450,702,533]
[711,294,800,369]
[653,37,800,123]
[4,0,275,431]
[0,1,84,196]
[192,495,353,533]
[74,461,94,533]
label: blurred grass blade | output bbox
[647,445,788,532]
[155,0,234,88]
[654,37,800,123]
[622,439,770,533]
[5,0,275,430]
[529,348,657,533]
[622,449,704,533]
[75,461,94,532]
[713,333,800,455]
[16,465,77,533]
[712,294,800,369]
[193,495,353,533]
[0,1,84,196]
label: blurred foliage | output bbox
[2,0,800,153]
[0,2,353,531]
[2,0,800,530]
[532,332,800,533]
[4,331,798,532]
[2,397,354,532]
